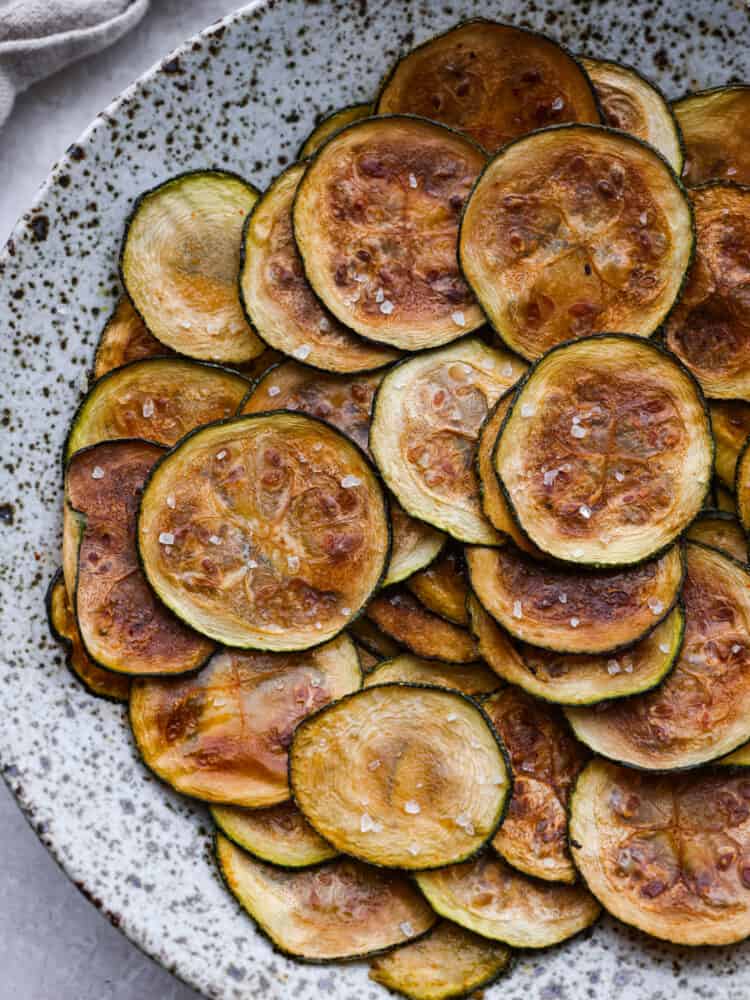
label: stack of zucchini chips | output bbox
[49,18,750,999]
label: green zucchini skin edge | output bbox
[672,82,750,111]
[491,334,713,568]
[209,806,338,872]
[288,682,514,872]
[213,832,439,964]
[297,102,372,160]
[458,124,697,359]
[135,410,393,652]
[475,385,516,536]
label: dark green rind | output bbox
[297,102,372,160]
[475,386,517,537]
[209,807,338,871]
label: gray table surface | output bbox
[0,4,248,997]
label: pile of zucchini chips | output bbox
[48,16,750,999]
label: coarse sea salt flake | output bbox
[380,300,394,315]
[142,398,155,418]
[91,466,105,480]
[288,555,300,571]
[513,600,523,619]
[367,759,381,771]
[579,504,592,519]
[375,288,385,304]
[409,173,418,189]
[447,713,458,722]
[502,362,514,377]
[292,344,311,361]
[571,424,587,439]
[209,535,221,545]
[166,495,176,509]
[614,470,625,482]
[341,475,362,488]
[572,547,584,558]
[570,617,580,628]
[400,921,414,936]
[559,593,568,604]
[659,643,670,654]
[267,385,281,397]
[607,659,621,675]
[404,800,421,815]
[452,310,466,327]
[521,402,536,418]
[733,644,742,654]
[248,559,258,569]
[216,450,227,460]
[648,598,664,615]
[408,843,420,856]
[319,316,331,332]
[159,532,175,546]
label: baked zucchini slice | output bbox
[716,481,737,514]
[240,163,398,373]
[291,685,510,870]
[363,655,501,698]
[370,338,527,544]
[293,116,487,351]
[665,184,750,398]
[216,836,437,961]
[298,102,371,159]
[46,570,130,702]
[483,688,588,883]
[138,412,390,651]
[349,618,403,660]
[494,336,712,566]
[366,589,478,664]
[121,170,264,364]
[674,85,750,186]
[66,440,214,676]
[369,920,512,1000]
[406,545,469,626]
[93,297,170,379]
[570,757,750,945]
[385,500,446,588]
[466,542,683,656]
[210,801,338,869]
[130,634,360,806]
[376,19,599,152]
[460,127,694,361]
[565,543,750,770]
[581,57,683,171]
[711,399,750,489]
[468,595,684,707]
[415,854,600,948]
[65,358,249,461]
[686,510,748,563]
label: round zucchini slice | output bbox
[581,57,683,171]
[665,184,750,398]
[369,920,512,1000]
[240,163,399,373]
[66,441,214,676]
[565,543,750,770]
[364,655,501,698]
[710,399,750,490]
[298,102,372,159]
[385,499,446,588]
[216,836,437,961]
[349,618,403,660]
[290,685,510,870]
[293,116,487,351]
[46,570,130,703]
[406,545,469,626]
[716,481,737,514]
[460,126,694,361]
[415,854,600,948]
[494,336,712,566]
[483,688,588,883]
[138,412,390,651]
[370,338,527,545]
[93,297,170,379]
[686,510,748,564]
[466,542,684,656]
[65,358,250,461]
[210,801,338,869]
[468,595,684,707]
[376,20,599,152]
[674,85,750,186]
[121,170,264,364]
[366,589,478,664]
[130,634,360,806]
[570,757,750,945]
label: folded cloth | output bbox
[0,0,150,127]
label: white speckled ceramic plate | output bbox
[2,1,750,997]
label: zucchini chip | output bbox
[370,339,527,544]
[468,595,684,707]
[566,544,750,770]
[460,127,694,361]
[494,337,712,566]
[570,758,750,945]
[385,500,446,587]
[66,441,214,676]
[210,801,338,869]
[293,116,487,351]
[466,542,684,656]
[366,589,478,664]
[369,920,512,1000]
[216,837,437,961]
[94,297,170,379]
[130,634,360,806]
[581,58,683,171]
[240,163,399,373]
[291,685,509,870]
[665,184,750,398]
[298,103,372,159]
[415,854,600,948]
[716,481,737,514]
[138,412,390,651]
[376,20,599,152]
[686,510,748,564]
[121,170,264,364]
[484,689,588,883]
[674,85,750,186]
[355,644,381,674]
[65,358,249,461]
[364,655,501,698]
[46,570,130,702]
[406,545,469,626]
[710,399,750,489]
[349,618,403,660]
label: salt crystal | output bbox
[341,474,362,488]
[404,800,421,815]
[639,212,648,225]
[360,813,383,834]
[572,415,581,425]
[614,470,624,482]
[732,644,742,654]
[543,468,559,486]
[319,316,331,332]
[380,300,394,315]
[551,96,565,112]
[342,607,351,615]
[572,547,584,558]
[451,310,466,327]
[142,398,155,418]
[367,759,381,771]
[159,532,175,546]
[375,288,385,304]
[647,598,664,615]
[659,643,670,654]
[521,402,536,418]
[607,659,621,675]
[447,713,458,722]
[559,593,568,604]
[209,535,221,545]
[513,600,523,619]
[408,843,420,857]
[248,559,258,569]
[579,504,592,519]
[216,450,227,460]
[268,385,281,397]
[727,166,738,176]
[570,617,580,628]
[91,466,105,480]
[400,921,414,936]
[571,424,587,439]
[314,622,322,630]
[502,363,514,378]
[288,555,300,571]
[623,660,634,673]
[409,173,418,189]
[292,344,311,361]
[166,495,176,509]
